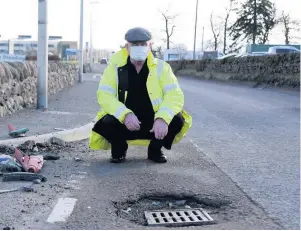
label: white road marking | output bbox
[46,198,78,223]
[186,137,205,153]
[54,128,66,131]
[45,111,72,115]
[43,110,94,116]
[185,137,221,166]
[235,132,244,138]
[93,74,101,79]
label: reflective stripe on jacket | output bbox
[89,48,192,150]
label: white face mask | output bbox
[129,46,149,61]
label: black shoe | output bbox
[110,156,126,163]
[110,142,128,164]
[148,147,167,163]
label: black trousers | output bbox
[92,113,185,156]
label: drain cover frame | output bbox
[144,208,214,227]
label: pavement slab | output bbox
[0,74,100,140]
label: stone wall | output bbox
[0,61,78,117]
[169,54,300,88]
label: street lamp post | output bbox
[78,0,84,83]
[37,0,48,109]
[201,26,204,52]
[90,11,93,64]
[193,0,199,60]
[89,1,99,64]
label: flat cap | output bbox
[125,27,152,43]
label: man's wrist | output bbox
[154,117,168,124]
[121,111,133,123]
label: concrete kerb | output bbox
[0,117,97,147]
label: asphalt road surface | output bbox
[179,77,300,229]
[0,139,281,230]
[0,76,299,230]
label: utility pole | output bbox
[78,0,84,83]
[37,0,48,109]
[193,0,199,60]
[90,12,93,64]
[89,1,99,64]
[201,26,205,52]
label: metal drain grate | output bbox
[144,208,214,226]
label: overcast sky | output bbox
[0,0,300,51]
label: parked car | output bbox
[99,58,108,64]
[267,46,300,55]
[237,52,267,57]
[234,53,245,57]
[217,53,238,60]
[248,52,267,56]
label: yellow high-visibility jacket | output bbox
[89,48,192,150]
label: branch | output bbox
[170,14,179,20]
[160,11,168,21]
[169,25,176,37]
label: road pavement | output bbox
[0,74,100,140]
[0,75,299,229]
[179,77,300,229]
[0,139,281,230]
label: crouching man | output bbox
[89,27,192,164]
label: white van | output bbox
[267,46,300,55]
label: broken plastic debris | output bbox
[0,155,13,162]
[0,155,23,173]
[0,184,35,194]
[8,124,29,138]
[2,172,47,182]
[14,149,44,173]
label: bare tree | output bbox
[151,44,164,59]
[279,11,300,44]
[210,12,223,51]
[156,46,163,59]
[159,9,179,49]
[204,39,215,51]
[223,0,235,54]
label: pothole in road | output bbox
[113,193,233,227]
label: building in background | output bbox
[163,49,205,61]
[163,49,226,61]
[57,41,78,60]
[0,35,77,60]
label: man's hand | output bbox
[150,119,168,140]
[124,113,141,131]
